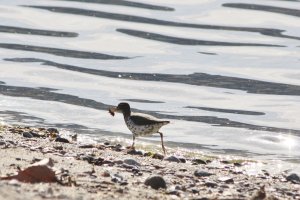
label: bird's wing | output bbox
[130,113,169,126]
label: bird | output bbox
[109,102,170,155]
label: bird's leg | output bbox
[158,132,166,155]
[131,134,136,149]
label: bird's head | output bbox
[109,102,131,117]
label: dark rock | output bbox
[127,148,144,155]
[192,159,207,165]
[178,157,186,163]
[286,173,300,184]
[111,173,123,183]
[47,128,59,133]
[22,132,33,138]
[53,145,63,150]
[104,141,110,145]
[218,176,234,184]
[164,156,181,163]
[123,159,141,167]
[143,152,152,157]
[30,131,42,137]
[234,162,243,167]
[220,160,231,164]
[102,170,110,177]
[79,144,94,148]
[194,170,214,177]
[205,181,218,188]
[166,190,180,196]
[152,153,164,160]
[144,175,167,190]
[114,160,123,165]
[111,173,127,185]
[191,188,199,194]
[55,137,70,143]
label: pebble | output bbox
[218,176,234,184]
[164,156,181,163]
[123,159,141,167]
[144,175,167,190]
[22,132,33,138]
[127,149,144,155]
[286,173,300,184]
[192,159,207,165]
[205,181,218,188]
[47,128,59,133]
[152,153,164,160]
[55,137,70,143]
[111,173,128,185]
[194,170,214,177]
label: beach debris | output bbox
[286,173,300,184]
[0,158,57,183]
[144,175,167,190]
[194,170,214,177]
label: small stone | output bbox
[127,148,144,155]
[164,156,181,163]
[178,157,186,163]
[152,153,164,160]
[123,159,141,167]
[102,170,110,177]
[29,131,42,137]
[286,173,300,184]
[144,175,167,190]
[111,173,127,185]
[53,145,63,150]
[22,132,33,138]
[205,181,218,188]
[194,170,214,177]
[55,137,70,143]
[79,144,94,148]
[218,176,234,184]
[234,162,242,167]
[47,128,59,134]
[192,159,207,165]
[144,152,152,157]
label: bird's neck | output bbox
[123,111,131,119]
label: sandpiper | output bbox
[109,102,170,155]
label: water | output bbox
[0,0,300,172]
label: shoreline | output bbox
[0,124,299,199]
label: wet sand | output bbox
[0,124,299,200]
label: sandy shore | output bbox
[0,124,299,200]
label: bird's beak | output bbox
[108,106,120,116]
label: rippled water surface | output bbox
[0,0,299,172]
